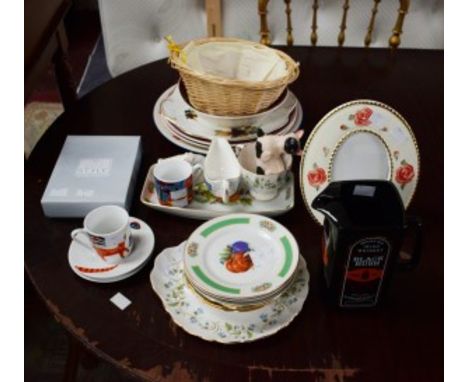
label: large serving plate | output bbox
[160,84,297,139]
[300,100,420,224]
[150,241,309,344]
[140,163,294,220]
[153,85,303,154]
[164,106,298,146]
[183,214,299,302]
[178,82,294,129]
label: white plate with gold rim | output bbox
[183,214,299,302]
[300,100,420,224]
[185,264,298,305]
[150,241,309,344]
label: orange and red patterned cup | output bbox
[71,205,133,264]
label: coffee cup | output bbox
[71,205,133,264]
[153,158,203,207]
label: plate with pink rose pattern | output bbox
[300,100,420,225]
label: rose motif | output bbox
[307,164,327,190]
[354,107,373,126]
[395,161,415,189]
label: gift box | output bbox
[41,136,142,217]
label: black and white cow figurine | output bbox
[255,129,304,175]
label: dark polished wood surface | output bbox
[25,47,443,382]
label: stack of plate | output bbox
[182,213,300,310]
[153,83,303,154]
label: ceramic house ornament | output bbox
[255,130,304,175]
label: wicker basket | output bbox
[169,37,300,116]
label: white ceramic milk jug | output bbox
[204,137,241,203]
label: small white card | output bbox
[110,292,132,310]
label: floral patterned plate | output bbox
[140,157,294,220]
[153,86,303,154]
[158,84,298,141]
[164,106,298,147]
[150,241,309,344]
[300,100,420,224]
[184,214,299,302]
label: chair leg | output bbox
[62,335,82,382]
[54,21,77,110]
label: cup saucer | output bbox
[68,217,155,283]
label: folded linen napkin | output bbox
[183,41,287,82]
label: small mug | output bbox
[71,205,133,265]
[204,175,240,204]
[153,158,203,207]
[237,143,292,201]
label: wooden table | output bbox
[25,47,443,382]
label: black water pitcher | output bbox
[312,180,422,308]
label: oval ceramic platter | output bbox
[183,214,299,301]
[300,100,420,224]
[150,241,309,343]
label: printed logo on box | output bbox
[49,188,68,197]
[75,158,112,177]
[75,189,95,198]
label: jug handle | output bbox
[398,215,423,271]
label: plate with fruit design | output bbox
[184,214,299,302]
[150,241,309,344]
[300,100,420,225]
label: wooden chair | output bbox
[25,0,77,109]
[258,0,410,49]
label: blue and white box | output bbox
[41,136,142,217]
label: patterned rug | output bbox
[24,102,64,158]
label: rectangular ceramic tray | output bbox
[140,164,294,220]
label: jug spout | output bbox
[311,182,342,223]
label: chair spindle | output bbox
[365,0,381,47]
[285,0,294,46]
[389,0,410,48]
[338,0,350,47]
[311,0,319,46]
[258,0,271,45]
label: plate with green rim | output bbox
[184,213,299,301]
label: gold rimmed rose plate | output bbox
[300,100,420,225]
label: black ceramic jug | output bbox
[312,180,422,308]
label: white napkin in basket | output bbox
[183,42,287,82]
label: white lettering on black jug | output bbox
[340,237,390,307]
